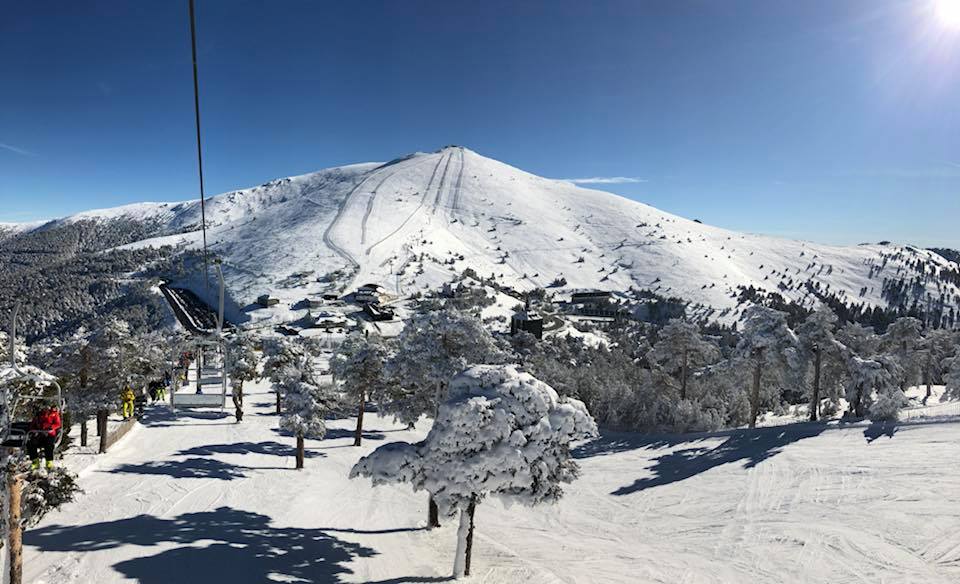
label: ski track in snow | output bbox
[20,375,960,584]
[365,151,448,258]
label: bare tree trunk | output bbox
[276,391,281,414]
[428,496,440,529]
[465,496,477,576]
[749,359,762,429]
[98,410,109,454]
[9,472,23,584]
[453,496,478,578]
[80,418,88,447]
[923,353,933,405]
[809,347,822,422]
[233,381,244,422]
[680,349,688,400]
[295,434,304,469]
[853,384,865,418]
[354,390,365,447]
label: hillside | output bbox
[6,147,959,329]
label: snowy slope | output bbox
[11,147,959,324]
[23,378,960,583]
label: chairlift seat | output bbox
[171,392,225,409]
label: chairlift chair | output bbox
[170,263,230,411]
[1,303,65,451]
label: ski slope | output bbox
[23,379,960,584]
[8,147,957,328]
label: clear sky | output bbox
[2,1,959,247]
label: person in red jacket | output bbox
[27,404,62,470]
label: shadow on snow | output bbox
[25,507,375,583]
[863,420,898,443]
[609,422,830,495]
[178,440,325,459]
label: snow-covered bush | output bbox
[351,365,597,578]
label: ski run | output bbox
[19,377,960,584]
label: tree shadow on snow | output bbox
[611,422,829,496]
[573,430,692,459]
[863,421,898,443]
[25,507,376,583]
[108,458,249,481]
[178,440,324,459]
[139,406,232,428]
[269,426,385,443]
[323,427,387,441]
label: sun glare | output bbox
[936,0,960,29]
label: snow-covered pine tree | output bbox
[351,364,597,579]
[225,331,261,422]
[86,318,139,452]
[918,329,957,404]
[330,332,388,446]
[385,310,503,428]
[647,318,719,400]
[385,309,505,527]
[844,354,905,420]
[943,350,960,401]
[278,357,334,469]
[797,307,843,421]
[880,317,924,392]
[733,306,800,428]
[262,336,307,415]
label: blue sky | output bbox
[2,1,959,247]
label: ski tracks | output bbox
[365,150,448,258]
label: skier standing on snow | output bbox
[27,404,62,470]
[121,386,136,419]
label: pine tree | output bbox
[733,306,800,428]
[917,329,957,404]
[944,352,960,401]
[880,317,923,392]
[225,331,261,422]
[385,310,503,427]
[384,310,504,527]
[278,357,335,469]
[647,318,719,400]
[330,332,388,446]
[262,337,307,414]
[797,307,842,421]
[351,365,597,578]
[85,318,140,452]
[844,355,904,420]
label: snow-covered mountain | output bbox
[11,147,960,325]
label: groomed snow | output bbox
[22,378,960,583]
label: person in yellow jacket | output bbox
[121,386,136,419]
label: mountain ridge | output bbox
[5,146,959,329]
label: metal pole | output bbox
[188,0,210,297]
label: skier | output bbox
[121,386,136,419]
[26,404,62,470]
[156,378,167,402]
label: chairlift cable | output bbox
[188,0,210,296]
